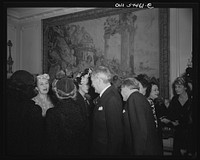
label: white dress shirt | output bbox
[99,84,111,97]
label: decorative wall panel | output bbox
[43,8,169,98]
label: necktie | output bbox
[84,99,89,117]
[93,96,100,106]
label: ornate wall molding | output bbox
[43,8,141,27]
[7,8,94,24]
[159,8,170,99]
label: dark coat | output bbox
[74,92,92,154]
[91,85,124,155]
[45,98,87,155]
[148,98,168,153]
[24,100,45,155]
[6,86,44,156]
[167,95,193,155]
[75,92,91,122]
[123,91,163,155]
[6,88,30,155]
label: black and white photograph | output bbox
[2,1,198,159]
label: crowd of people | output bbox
[6,65,196,157]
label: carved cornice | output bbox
[7,8,94,23]
[43,8,142,27]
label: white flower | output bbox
[98,106,103,111]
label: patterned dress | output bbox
[148,98,158,128]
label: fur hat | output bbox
[8,70,36,98]
[10,70,35,86]
[52,76,77,99]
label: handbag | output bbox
[162,126,175,139]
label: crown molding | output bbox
[7,8,95,23]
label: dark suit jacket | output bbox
[91,85,124,155]
[123,91,163,155]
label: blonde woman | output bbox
[166,77,193,156]
[32,74,54,117]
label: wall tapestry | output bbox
[42,8,169,98]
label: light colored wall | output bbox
[7,8,193,98]
[7,18,19,72]
[7,17,42,74]
[20,20,42,74]
[169,8,192,98]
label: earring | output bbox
[34,87,39,94]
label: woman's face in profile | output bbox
[79,83,89,94]
[149,84,159,100]
[81,74,89,85]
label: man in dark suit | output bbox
[90,66,124,155]
[120,78,163,156]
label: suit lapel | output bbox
[93,86,115,114]
[100,85,113,102]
